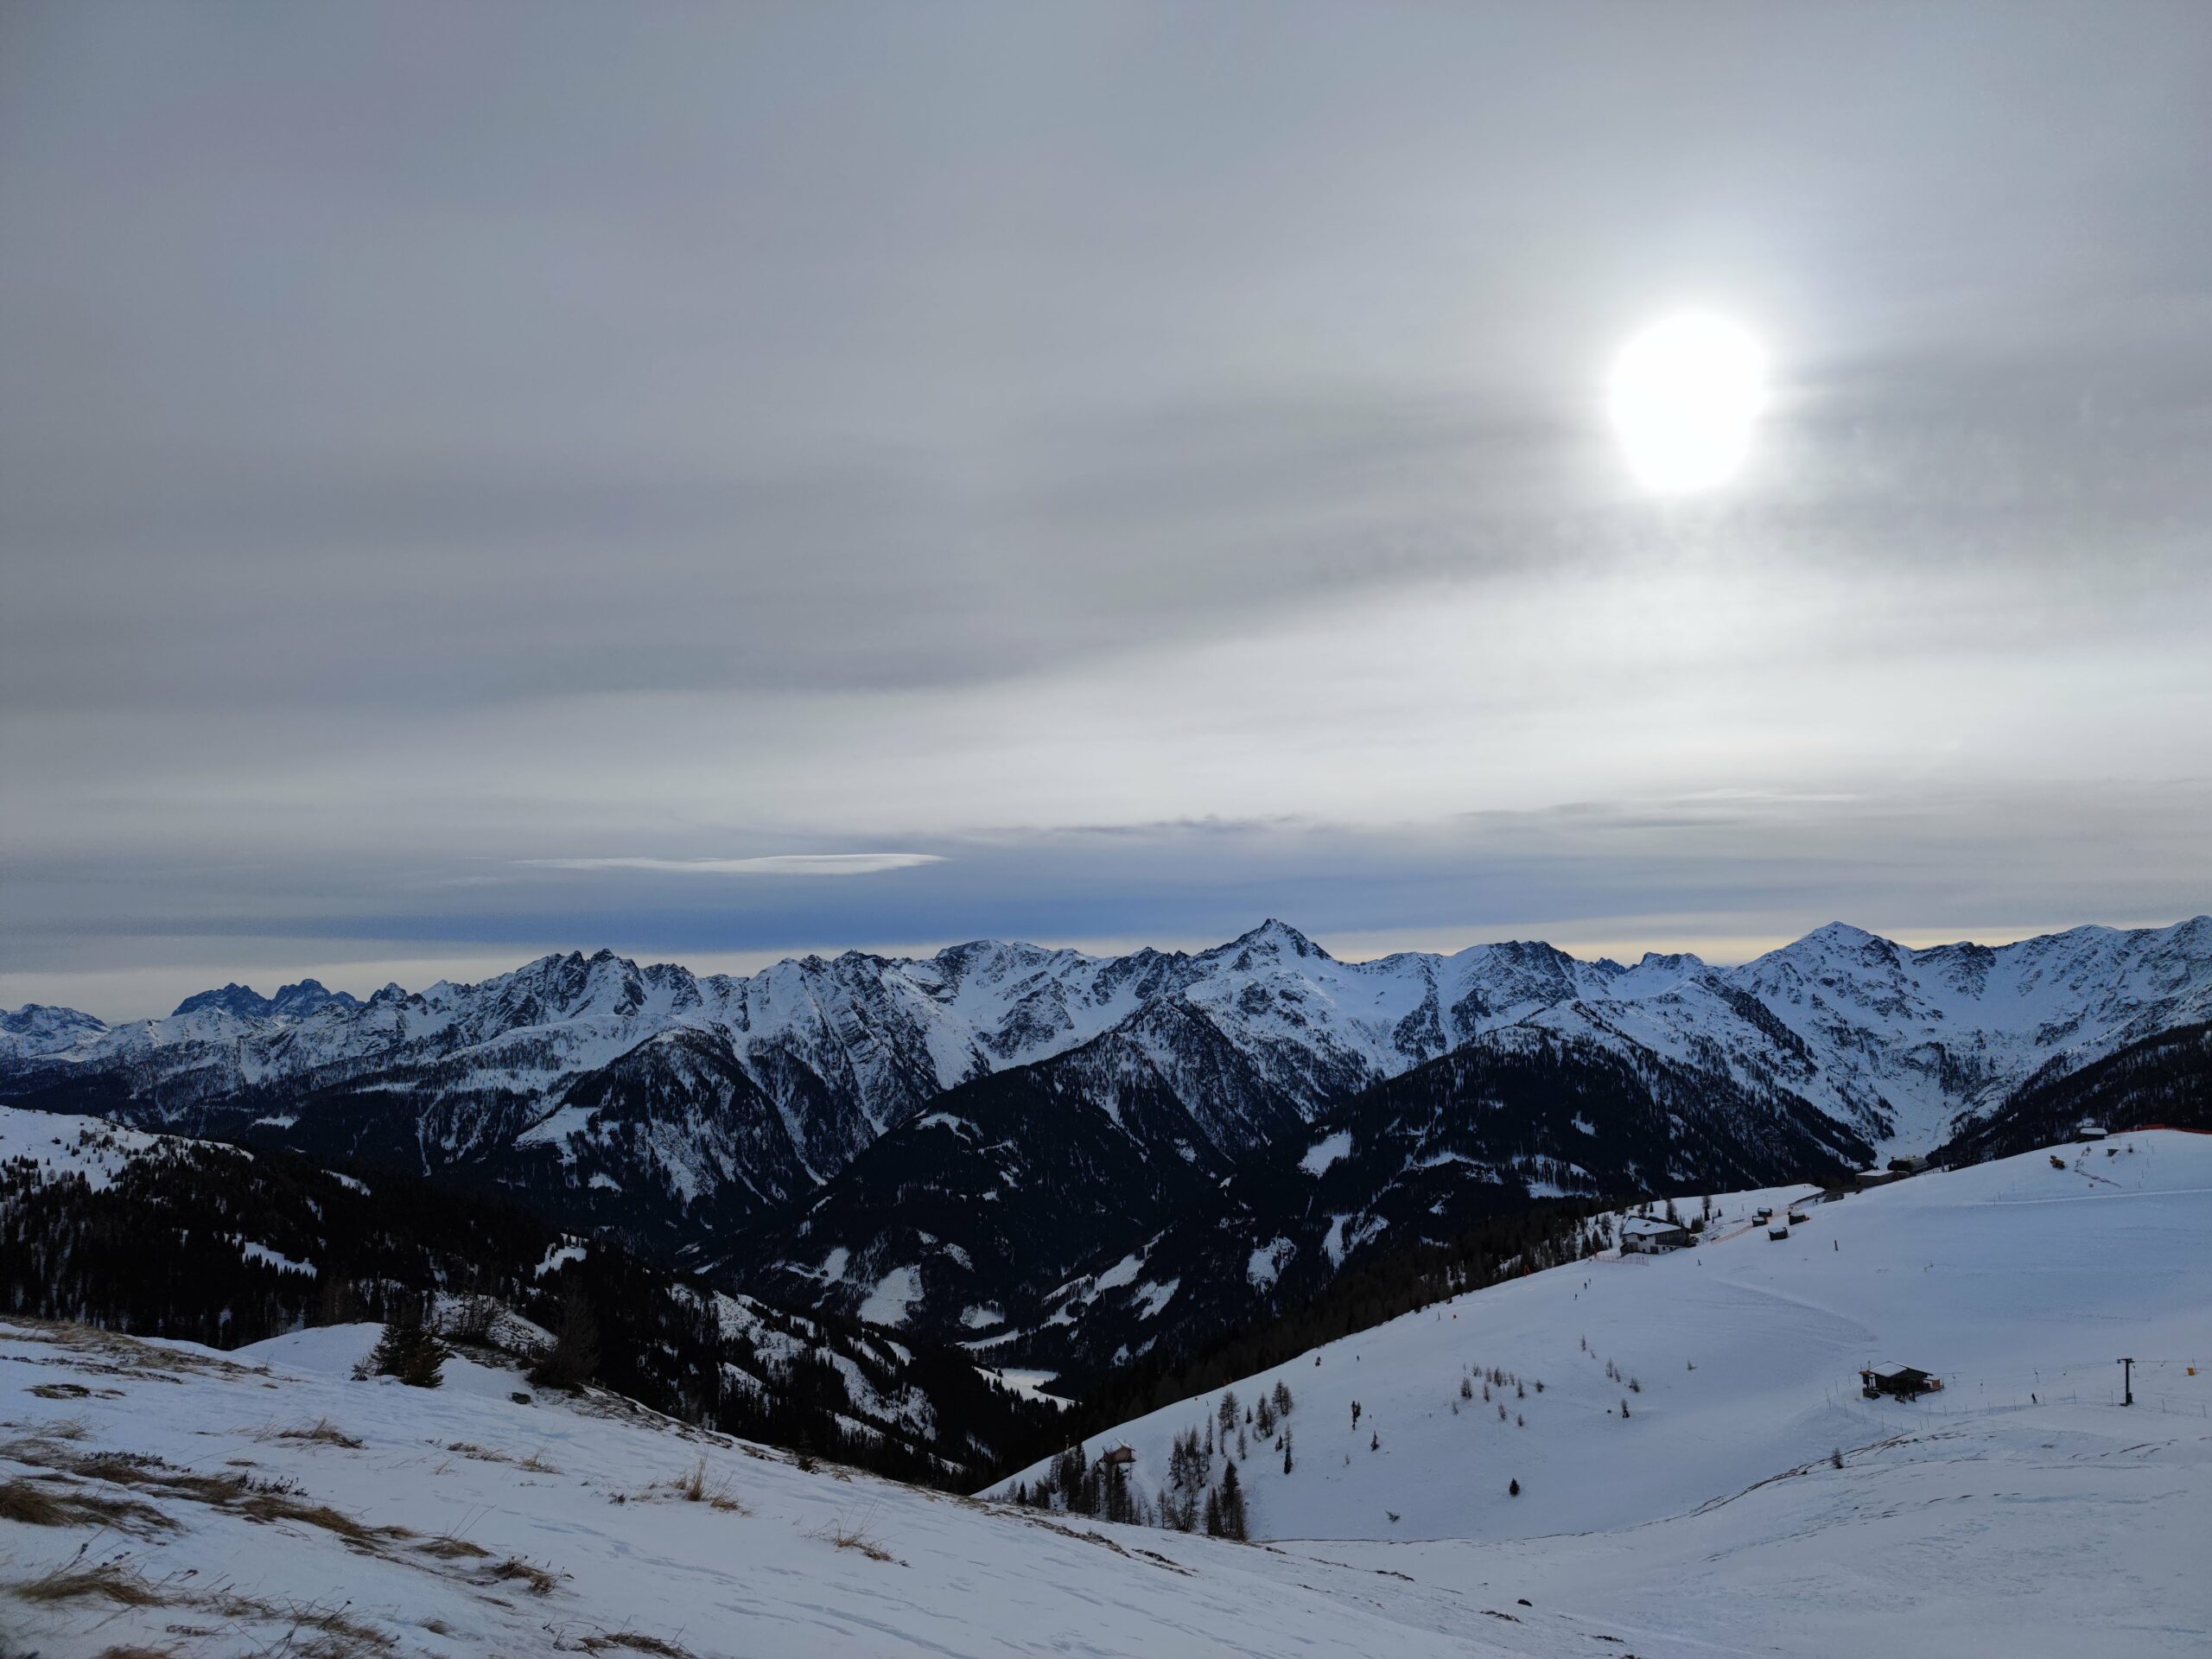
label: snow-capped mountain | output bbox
[724,1019,1876,1382]
[3,915,2206,1256]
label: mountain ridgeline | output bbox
[4,915,2209,1387]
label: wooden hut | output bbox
[1860,1363,1943,1400]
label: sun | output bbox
[1608,312,1768,493]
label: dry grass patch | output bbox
[10,1553,398,1653]
[659,1455,748,1513]
[0,1473,175,1534]
[27,1381,92,1400]
[486,1554,563,1595]
[806,1510,899,1565]
[275,1416,364,1449]
[445,1440,515,1464]
[15,1557,174,1609]
[577,1630,697,1656]
[236,1487,413,1547]
[414,1532,492,1560]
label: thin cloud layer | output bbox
[518,855,945,877]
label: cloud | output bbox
[515,855,945,878]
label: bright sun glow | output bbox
[1608,312,1768,493]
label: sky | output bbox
[3,2,2209,1019]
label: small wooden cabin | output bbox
[1861,1363,1942,1400]
[2076,1122,2107,1141]
[1767,1224,1789,1241]
[1100,1444,1136,1468]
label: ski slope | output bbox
[995,1134,2211,1541]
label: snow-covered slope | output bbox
[0,1319,1535,1659]
[10,1135,2205,1657]
[991,1131,2212,1553]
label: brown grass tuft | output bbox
[15,1559,171,1608]
[486,1554,562,1595]
[579,1631,696,1656]
[0,1473,175,1534]
[807,1511,897,1564]
[235,1488,413,1546]
[276,1415,364,1448]
[415,1533,492,1560]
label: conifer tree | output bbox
[1217,1459,1247,1541]
[364,1297,446,1388]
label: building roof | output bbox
[1620,1216,1688,1237]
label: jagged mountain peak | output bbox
[171,982,270,1019]
[1210,918,1331,962]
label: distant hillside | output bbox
[1934,1021,2212,1166]
[0,1108,1056,1490]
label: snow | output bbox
[237,1239,316,1275]
[1,1321,1543,1659]
[1247,1236,1294,1289]
[856,1265,923,1327]
[1092,1251,1145,1291]
[1300,1128,1354,1174]
[976,1367,1071,1407]
[987,1133,2212,1655]
[1129,1278,1179,1319]
[534,1243,587,1277]
[7,1134,2207,1657]
[0,1107,234,1190]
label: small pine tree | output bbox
[530,1281,601,1391]
[1218,1460,1247,1540]
[1620,1397,1630,1418]
[365,1298,445,1389]
[1282,1429,1294,1475]
[1204,1484,1224,1536]
[1271,1378,1294,1418]
[1236,1425,1248,1459]
[1459,1375,1473,1400]
[1509,1478,1521,1497]
[1369,1429,1378,1452]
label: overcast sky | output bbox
[4,2,2209,1017]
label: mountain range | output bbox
[5,914,2208,1382]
